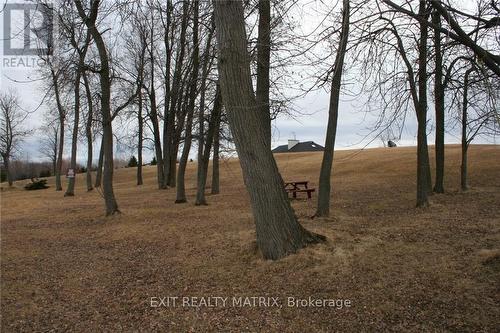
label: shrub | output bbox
[128,156,138,167]
[150,157,157,165]
[24,178,49,190]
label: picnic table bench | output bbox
[284,181,316,199]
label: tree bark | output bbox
[214,0,325,260]
[196,85,222,205]
[256,0,272,147]
[416,0,431,207]
[315,0,350,218]
[432,9,445,194]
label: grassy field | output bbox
[1,144,499,332]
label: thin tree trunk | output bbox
[162,0,172,189]
[51,68,65,192]
[433,9,445,193]
[149,87,165,189]
[75,0,119,215]
[165,0,189,187]
[176,0,199,203]
[256,0,271,147]
[416,0,431,207]
[56,116,64,191]
[95,135,104,188]
[214,0,325,260]
[175,102,195,203]
[52,130,57,176]
[315,0,349,218]
[137,90,143,186]
[211,116,220,195]
[65,72,81,196]
[195,18,216,205]
[83,72,93,191]
[147,7,166,190]
[196,85,221,205]
[461,69,471,191]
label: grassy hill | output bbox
[1,144,499,331]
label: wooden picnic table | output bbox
[284,181,309,190]
[284,181,315,199]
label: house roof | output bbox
[272,141,325,153]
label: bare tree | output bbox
[315,0,350,218]
[39,119,59,176]
[432,8,445,193]
[195,84,222,205]
[214,0,325,260]
[62,6,92,196]
[176,0,200,203]
[165,0,190,188]
[0,91,30,186]
[82,71,95,191]
[74,0,119,215]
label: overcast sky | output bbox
[1,0,496,164]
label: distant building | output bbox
[272,139,325,153]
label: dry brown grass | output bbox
[1,144,499,332]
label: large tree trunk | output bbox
[176,0,200,204]
[416,0,431,207]
[196,86,222,205]
[65,72,81,197]
[256,0,271,147]
[75,0,119,215]
[432,9,445,194]
[211,115,220,195]
[214,0,325,260]
[83,72,93,191]
[315,0,350,218]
